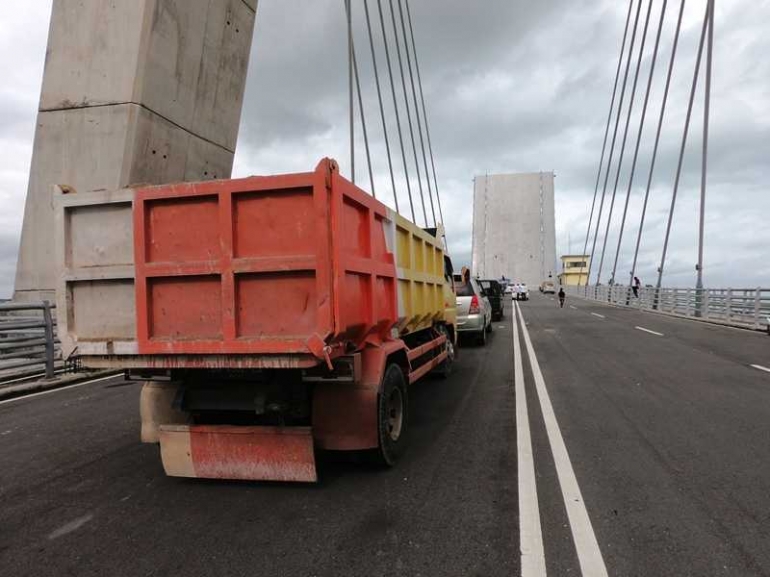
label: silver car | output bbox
[453,274,493,345]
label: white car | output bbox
[512,283,530,301]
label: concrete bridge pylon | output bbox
[14,0,257,301]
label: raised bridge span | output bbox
[2,293,769,576]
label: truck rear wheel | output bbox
[371,363,408,467]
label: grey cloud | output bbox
[0,1,768,299]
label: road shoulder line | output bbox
[0,374,121,406]
[635,326,664,337]
[517,302,609,577]
[750,364,770,374]
[568,293,767,335]
[513,303,547,576]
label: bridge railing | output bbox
[568,285,770,332]
[0,301,62,383]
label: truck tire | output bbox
[371,363,409,467]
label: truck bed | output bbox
[55,159,447,369]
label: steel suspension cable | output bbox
[656,1,710,290]
[404,0,445,229]
[388,0,428,226]
[612,0,667,285]
[696,0,713,291]
[346,0,354,183]
[629,0,686,288]
[397,0,436,226]
[596,0,654,285]
[344,1,376,196]
[364,0,399,212]
[352,43,376,197]
[578,0,634,288]
[587,0,643,286]
[377,0,416,222]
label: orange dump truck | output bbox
[55,159,456,482]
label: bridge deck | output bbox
[520,292,770,575]
[1,295,769,575]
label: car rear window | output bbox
[454,282,475,297]
[480,280,501,293]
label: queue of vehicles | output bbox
[56,150,548,483]
[56,159,457,483]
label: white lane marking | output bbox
[569,305,578,310]
[48,514,94,540]
[590,313,605,319]
[635,326,664,337]
[750,364,770,374]
[512,304,546,576]
[0,374,120,407]
[517,302,609,577]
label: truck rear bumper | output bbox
[159,424,317,483]
[81,354,320,370]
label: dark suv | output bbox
[479,279,504,321]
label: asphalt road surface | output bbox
[0,321,517,577]
[2,295,769,576]
[518,293,770,576]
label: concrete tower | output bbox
[471,172,557,287]
[14,0,257,301]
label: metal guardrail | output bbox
[0,301,62,382]
[568,285,770,332]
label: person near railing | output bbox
[633,276,641,298]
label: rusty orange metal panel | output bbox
[159,425,317,483]
[134,161,339,358]
[133,159,406,360]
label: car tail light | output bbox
[469,295,480,315]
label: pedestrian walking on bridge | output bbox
[558,287,566,308]
[632,276,641,298]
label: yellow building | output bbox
[558,254,590,286]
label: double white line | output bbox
[513,302,608,577]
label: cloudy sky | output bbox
[0,1,768,297]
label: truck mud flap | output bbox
[159,425,317,483]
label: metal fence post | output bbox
[42,300,55,380]
[726,288,733,324]
[694,286,703,318]
[754,287,761,330]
